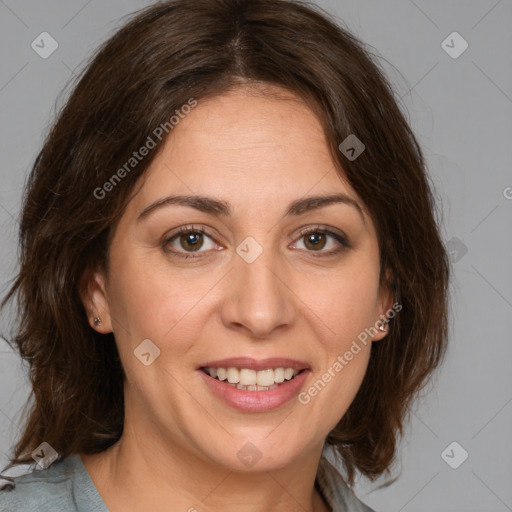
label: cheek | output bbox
[105,253,209,408]
[313,348,371,435]
[296,259,381,344]
[303,262,380,425]
[107,246,217,354]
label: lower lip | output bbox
[197,369,311,412]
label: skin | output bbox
[80,84,392,512]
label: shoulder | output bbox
[0,458,71,512]
[317,455,377,512]
[0,454,106,512]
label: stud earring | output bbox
[93,316,102,327]
[378,321,388,332]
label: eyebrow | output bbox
[137,193,366,223]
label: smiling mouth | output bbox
[200,367,305,391]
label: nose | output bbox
[220,245,296,339]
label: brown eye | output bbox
[179,231,204,252]
[163,226,218,258]
[292,227,350,256]
[303,231,327,251]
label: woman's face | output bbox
[88,84,392,471]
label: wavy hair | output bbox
[1,0,449,486]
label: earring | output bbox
[378,321,387,332]
[93,316,102,327]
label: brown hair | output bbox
[1,0,449,486]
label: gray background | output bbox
[0,1,511,511]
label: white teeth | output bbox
[274,367,285,383]
[284,368,294,380]
[233,383,279,391]
[256,369,274,387]
[239,369,257,386]
[227,367,240,384]
[205,366,303,386]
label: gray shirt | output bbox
[0,453,376,511]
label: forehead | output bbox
[128,85,363,218]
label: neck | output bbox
[81,425,331,512]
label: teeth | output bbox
[234,383,279,391]
[205,366,302,386]
[239,368,256,386]
[274,367,285,383]
[284,368,295,380]
[227,367,240,384]
[256,369,274,387]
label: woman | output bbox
[0,0,449,511]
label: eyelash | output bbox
[162,224,351,260]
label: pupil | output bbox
[305,232,325,250]
[182,232,202,251]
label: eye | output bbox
[162,225,220,259]
[162,224,350,260]
[291,226,350,256]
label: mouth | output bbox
[199,366,306,391]
[196,357,311,412]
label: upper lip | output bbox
[198,357,310,372]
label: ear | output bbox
[372,268,396,342]
[79,268,113,334]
